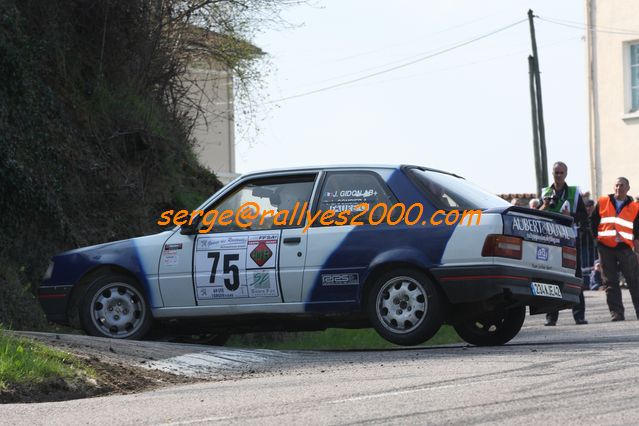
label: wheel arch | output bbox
[360,260,450,310]
[66,264,146,327]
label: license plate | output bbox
[531,282,562,298]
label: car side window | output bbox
[317,172,397,225]
[408,170,467,210]
[199,176,316,233]
[425,181,461,209]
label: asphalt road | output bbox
[5,290,639,425]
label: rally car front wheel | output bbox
[368,268,444,346]
[453,306,526,346]
[79,274,153,340]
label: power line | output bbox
[287,11,531,93]
[266,18,528,104]
[287,35,499,92]
[344,37,581,90]
[329,10,509,64]
[539,16,639,35]
[272,9,512,69]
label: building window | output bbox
[631,44,639,111]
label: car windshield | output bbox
[409,168,510,210]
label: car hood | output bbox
[54,231,175,258]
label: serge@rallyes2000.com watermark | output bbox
[157,202,482,233]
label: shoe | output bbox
[544,320,557,326]
[575,319,588,325]
[611,313,625,322]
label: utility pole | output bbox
[528,55,542,194]
[528,9,548,195]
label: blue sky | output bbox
[235,0,588,194]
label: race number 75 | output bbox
[207,252,240,291]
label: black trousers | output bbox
[546,290,585,323]
[546,234,586,323]
[598,244,639,318]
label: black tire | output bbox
[79,273,153,340]
[367,268,444,346]
[453,306,526,346]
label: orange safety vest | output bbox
[597,196,639,249]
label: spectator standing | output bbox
[585,198,596,216]
[540,161,589,325]
[510,198,526,207]
[580,199,597,288]
[529,198,541,209]
[590,177,639,321]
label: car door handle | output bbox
[283,237,301,245]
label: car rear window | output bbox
[409,168,510,210]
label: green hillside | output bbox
[0,0,264,328]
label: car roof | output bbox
[242,164,399,176]
[240,164,461,179]
[195,164,464,214]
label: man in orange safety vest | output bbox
[590,177,639,321]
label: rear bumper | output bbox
[37,284,72,324]
[431,265,583,314]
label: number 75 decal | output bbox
[208,252,241,291]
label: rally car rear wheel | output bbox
[368,268,444,346]
[79,274,152,340]
[453,306,526,346]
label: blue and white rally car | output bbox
[38,165,582,346]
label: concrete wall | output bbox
[587,0,639,198]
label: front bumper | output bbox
[431,265,583,315]
[37,284,73,324]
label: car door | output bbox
[193,174,318,306]
[302,170,398,304]
[157,173,318,308]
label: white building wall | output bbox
[187,64,239,185]
[587,0,639,197]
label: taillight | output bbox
[482,235,523,259]
[562,246,577,269]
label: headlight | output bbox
[43,261,54,281]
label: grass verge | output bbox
[0,328,96,403]
[227,325,461,350]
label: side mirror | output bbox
[180,223,198,235]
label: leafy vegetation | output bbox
[0,0,288,329]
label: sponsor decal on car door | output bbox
[194,231,282,303]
